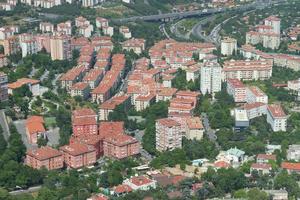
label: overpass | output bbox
[115,0,286,23]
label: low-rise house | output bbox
[123,176,157,191]
[281,162,300,174]
[87,193,109,200]
[26,116,46,144]
[287,145,300,161]
[264,189,288,200]
[60,142,96,169]
[185,117,204,140]
[25,146,64,170]
[8,78,40,96]
[250,163,272,175]
[257,154,276,163]
[113,184,133,196]
[226,147,245,165]
[266,104,287,132]
[119,26,131,39]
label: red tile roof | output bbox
[70,82,89,90]
[99,121,124,138]
[60,142,95,156]
[281,162,300,171]
[186,117,203,129]
[257,154,276,161]
[114,184,133,194]
[130,176,154,186]
[27,146,62,161]
[267,104,287,118]
[251,163,272,170]
[157,118,180,127]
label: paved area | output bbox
[13,120,60,150]
[202,113,221,149]
[0,110,10,141]
[14,120,35,150]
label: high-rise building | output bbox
[221,37,237,56]
[156,118,181,152]
[0,72,8,101]
[50,35,71,61]
[200,61,222,95]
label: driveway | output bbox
[201,113,220,149]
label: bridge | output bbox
[115,0,286,23]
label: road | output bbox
[191,16,216,41]
[115,0,285,22]
[134,130,153,161]
[14,120,35,149]
[0,110,10,141]
[9,186,42,196]
[201,113,221,149]
[159,24,171,39]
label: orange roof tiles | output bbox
[72,108,96,118]
[186,117,203,129]
[214,161,231,168]
[72,117,97,126]
[83,69,103,81]
[99,121,124,138]
[27,146,62,161]
[130,176,154,186]
[257,154,276,160]
[100,95,129,110]
[157,87,177,97]
[242,102,266,110]
[251,163,272,170]
[104,133,138,146]
[281,162,300,171]
[114,184,133,194]
[26,116,45,135]
[227,78,245,88]
[8,78,39,89]
[60,142,95,156]
[60,66,86,81]
[70,82,89,90]
[248,86,266,97]
[157,118,180,127]
[267,104,286,118]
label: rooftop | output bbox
[27,146,62,161]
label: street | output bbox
[201,113,221,149]
[0,109,10,141]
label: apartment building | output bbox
[0,54,9,68]
[221,37,237,56]
[200,61,222,95]
[50,35,71,61]
[59,66,86,90]
[82,68,104,89]
[122,38,145,55]
[60,143,96,169]
[25,146,64,170]
[246,86,268,104]
[72,108,98,138]
[134,93,156,111]
[266,104,287,132]
[0,72,8,101]
[226,79,246,103]
[20,39,38,57]
[222,60,273,81]
[99,95,131,121]
[70,82,90,100]
[241,102,267,120]
[287,145,300,161]
[103,134,140,159]
[39,22,54,33]
[156,118,181,152]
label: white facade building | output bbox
[221,37,237,56]
[200,61,222,95]
[266,104,287,132]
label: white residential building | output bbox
[266,104,287,132]
[246,86,268,104]
[123,176,157,191]
[287,145,300,161]
[242,102,267,120]
[200,61,222,96]
[221,37,237,56]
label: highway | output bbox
[115,0,285,23]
